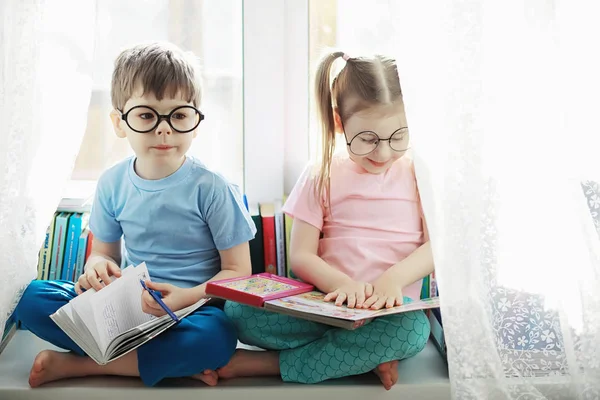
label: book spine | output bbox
[249,213,265,275]
[430,270,438,297]
[42,214,57,280]
[62,214,82,281]
[262,215,277,275]
[85,231,94,263]
[274,210,285,276]
[284,213,293,278]
[49,213,68,280]
[37,227,50,280]
[75,229,89,280]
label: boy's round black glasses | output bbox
[120,105,205,133]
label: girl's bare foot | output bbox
[29,350,89,387]
[217,349,280,379]
[373,360,399,390]
[191,369,219,386]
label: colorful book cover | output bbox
[259,203,277,275]
[49,212,71,280]
[248,203,265,275]
[62,213,84,281]
[265,292,441,330]
[206,273,314,307]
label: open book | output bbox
[50,262,208,365]
[206,274,440,330]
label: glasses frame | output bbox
[120,105,205,134]
[344,127,410,156]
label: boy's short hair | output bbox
[111,42,202,111]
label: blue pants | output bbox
[14,280,237,386]
[225,298,430,383]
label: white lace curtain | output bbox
[393,1,600,398]
[0,0,96,335]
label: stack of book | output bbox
[421,271,445,360]
[36,183,95,283]
[247,199,292,278]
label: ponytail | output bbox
[314,51,345,210]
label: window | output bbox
[308,0,400,159]
[72,0,244,187]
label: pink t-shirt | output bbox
[282,154,425,301]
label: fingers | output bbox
[385,296,396,309]
[76,274,91,294]
[365,283,374,298]
[141,291,164,316]
[86,269,104,291]
[145,280,172,294]
[334,292,347,307]
[347,292,356,309]
[97,268,112,288]
[107,262,122,278]
[324,290,339,302]
[363,294,378,309]
[74,282,83,295]
[370,296,387,310]
[356,290,366,308]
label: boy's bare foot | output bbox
[217,349,280,379]
[373,360,399,390]
[29,350,88,388]
[191,369,219,386]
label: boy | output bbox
[13,42,256,387]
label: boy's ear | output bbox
[110,109,127,138]
[333,107,343,133]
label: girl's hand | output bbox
[362,278,404,310]
[75,257,122,295]
[324,280,374,308]
[141,281,192,317]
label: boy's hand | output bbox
[74,257,121,295]
[362,278,404,310]
[324,279,374,308]
[141,281,192,316]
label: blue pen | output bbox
[242,194,249,211]
[140,280,179,322]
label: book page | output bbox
[265,291,441,321]
[265,291,378,321]
[87,263,155,353]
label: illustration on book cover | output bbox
[217,276,297,296]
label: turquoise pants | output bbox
[224,299,430,383]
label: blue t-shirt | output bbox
[89,156,256,288]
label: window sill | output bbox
[0,330,450,399]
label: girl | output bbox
[219,51,434,390]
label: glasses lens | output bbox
[389,129,409,152]
[125,107,159,132]
[170,106,200,132]
[350,132,379,155]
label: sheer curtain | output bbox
[0,1,96,335]
[392,1,600,398]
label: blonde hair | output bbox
[111,42,202,111]
[314,51,403,209]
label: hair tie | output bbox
[342,53,351,61]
